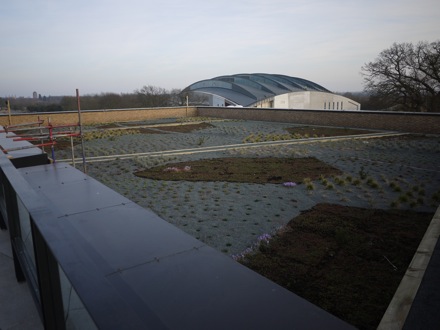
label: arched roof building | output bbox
[182,73,360,110]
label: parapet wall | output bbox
[0,107,197,126]
[1,106,439,134]
[198,107,440,134]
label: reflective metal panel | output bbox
[17,196,35,267]
[58,264,97,330]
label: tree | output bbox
[361,41,440,112]
[169,88,185,106]
[98,93,123,109]
[58,85,180,110]
[134,85,169,107]
[28,104,63,112]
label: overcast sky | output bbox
[1,0,439,97]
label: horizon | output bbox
[1,82,370,100]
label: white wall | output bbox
[210,94,225,107]
[274,94,289,108]
[272,91,360,110]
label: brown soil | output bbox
[286,126,377,137]
[54,123,214,150]
[149,122,215,133]
[239,203,433,330]
[134,157,342,184]
[136,128,165,134]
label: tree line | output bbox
[14,86,193,113]
[2,86,208,113]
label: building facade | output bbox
[183,73,360,110]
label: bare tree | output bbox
[361,41,440,112]
[134,85,169,107]
[169,88,185,106]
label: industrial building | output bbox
[183,73,361,110]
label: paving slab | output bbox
[0,229,43,330]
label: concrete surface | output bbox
[0,228,43,330]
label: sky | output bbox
[1,0,439,98]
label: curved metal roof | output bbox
[182,73,331,106]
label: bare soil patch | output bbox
[136,127,165,134]
[286,126,377,137]
[134,157,342,184]
[150,122,215,133]
[239,203,433,329]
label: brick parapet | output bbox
[0,107,197,127]
[197,107,440,134]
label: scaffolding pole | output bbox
[7,99,11,126]
[77,89,87,173]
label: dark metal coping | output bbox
[0,128,49,169]
[17,162,354,329]
[0,128,49,230]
